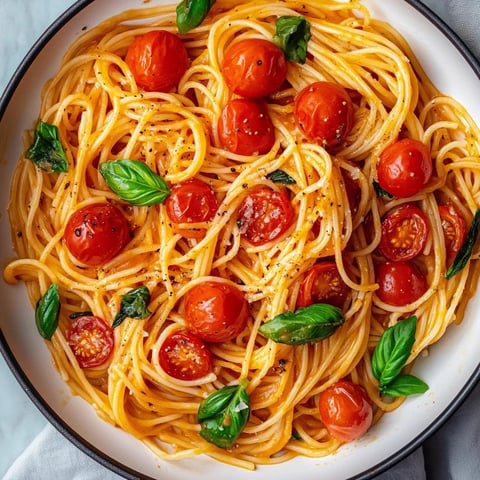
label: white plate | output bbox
[1,1,479,478]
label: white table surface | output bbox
[1,0,479,479]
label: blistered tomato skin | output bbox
[294,81,354,148]
[222,38,287,98]
[64,203,130,266]
[319,379,373,442]
[125,30,188,92]
[184,281,249,342]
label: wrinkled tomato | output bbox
[379,204,429,261]
[319,379,373,442]
[65,315,114,369]
[159,331,212,380]
[218,98,275,155]
[184,281,249,342]
[222,38,287,98]
[165,178,219,239]
[294,81,354,148]
[439,204,467,264]
[237,188,295,246]
[125,30,188,92]
[297,262,349,309]
[64,203,130,266]
[376,261,428,306]
[377,138,432,198]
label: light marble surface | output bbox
[0,0,479,478]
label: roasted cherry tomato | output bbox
[377,138,433,198]
[184,281,249,342]
[379,204,429,262]
[297,262,349,309]
[319,379,373,442]
[439,204,467,264]
[294,81,354,148]
[65,315,114,369]
[165,178,219,239]
[222,38,287,98]
[159,331,212,380]
[237,187,295,246]
[64,203,130,266]
[125,30,189,92]
[376,261,428,306]
[218,98,275,155]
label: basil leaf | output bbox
[35,284,60,340]
[99,159,170,206]
[25,121,68,173]
[380,374,429,397]
[373,180,393,199]
[112,286,151,328]
[273,16,311,64]
[198,379,250,449]
[267,169,296,185]
[258,303,344,345]
[176,0,215,34]
[446,208,480,279]
[372,316,416,386]
[69,311,93,319]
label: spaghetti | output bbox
[4,0,480,470]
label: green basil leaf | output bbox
[99,159,170,206]
[372,316,417,386]
[176,0,215,34]
[258,303,344,345]
[198,379,250,449]
[373,180,393,199]
[380,374,429,397]
[35,284,60,340]
[267,169,296,185]
[69,311,93,319]
[446,208,480,279]
[25,121,68,173]
[112,286,151,328]
[273,16,311,64]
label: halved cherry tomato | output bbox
[237,187,295,246]
[125,30,188,92]
[165,178,219,239]
[377,138,433,198]
[319,379,373,442]
[294,81,354,148]
[218,98,275,155]
[439,204,467,264]
[379,204,429,262]
[376,261,428,306]
[64,203,130,266]
[297,262,349,309]
[159,331,212,380]
[184,281,249,342]
[65,315,114,369]
[222,38,287,98]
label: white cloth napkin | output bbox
[2,0,480,479]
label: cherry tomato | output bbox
[125,30,188,92]
[376,261,428,306]
[165,178,219,239]
[222,38,287,98]
[237,188,295,246]
[342,166,361,216]
[439,204,467,264]
[159,331,212,380]
[184,281,249,342]
[64,203,130,266]
[294,81,354,148]
[65,315,114,369]
[319,379,373,442]
[379,204,429,262]
[297,262,349,309]
[218,98,275,155]
[377,138,433,198]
